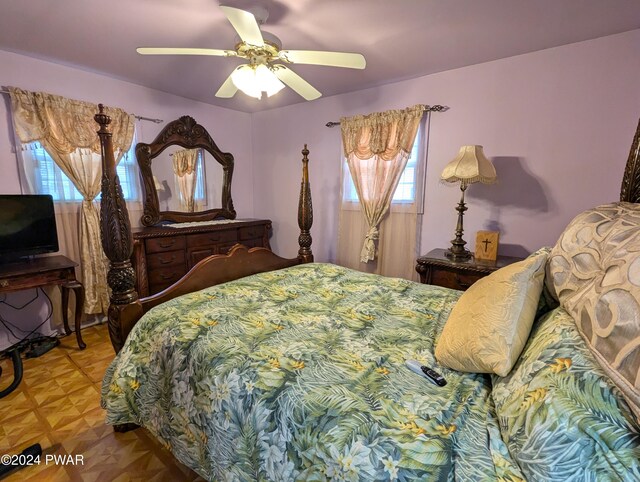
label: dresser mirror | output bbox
[136,115,236,226]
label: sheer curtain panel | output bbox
[173,148,200,212]
[340,105,423,263]
[337,105,424,280]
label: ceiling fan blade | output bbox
[273,66,321,101]
[278,50,366,69]
[219,6,264,47]
[137,47,234,56]
[215,69,240,98]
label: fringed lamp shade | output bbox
[441,145,497,187]
[441,145,497,261]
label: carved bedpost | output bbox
[621,118,640,203]
[95,105,143,354]
[297,144,314,263]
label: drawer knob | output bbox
[209,236,220,242]
[159,255,176,265]
[454,274,472,289]
[159,240,176,248]
[160,273,175,280]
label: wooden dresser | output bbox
[132,219,272,297]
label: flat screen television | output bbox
[0,194,59,262]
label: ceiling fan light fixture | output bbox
[231,64,285,99]
[141,5,365,102]
[256,64,285,97]
[231,65,261,99]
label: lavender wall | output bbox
[0,50,254,209]
[1,30,639,351]
[251,29,640,262]
[0,49,254,350]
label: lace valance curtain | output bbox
[9,87,135,315]
[9,88,133,157]
[340,104,424,262]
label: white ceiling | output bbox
[1,0,639,113]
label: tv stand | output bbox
[0,255,86,350]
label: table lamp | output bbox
[441,145,497,261]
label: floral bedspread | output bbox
[102,263,521,481]
[491,307,640,481]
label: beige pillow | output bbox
[547,202,640,422]
[435,251,548,377]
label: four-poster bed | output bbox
[95,105,313,354]
[96,107,640,481]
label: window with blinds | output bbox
[342,123,425,204]
[26,137,139,202]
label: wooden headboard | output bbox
[621,118,640,203]
[95,106,313,353]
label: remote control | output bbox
[405,360,447,386]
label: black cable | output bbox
[0,289,40,310]
[0,310,47,336]
[0,349,23,398]
[0,289,42,336]
[0,287,55,356]
[13,287,54,340]
[0,315,21,340]
[0,302,50,337]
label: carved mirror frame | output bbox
[137,115,236,226]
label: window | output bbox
[193,150,207,203]
[343,123,424,204]
[24,135,139,202]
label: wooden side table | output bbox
[416,248,524,291]
[0,255,86,349]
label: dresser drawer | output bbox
[188,247,215,267]
[239,225,266,240]
[187,230,238,248]
[240,238,265,249]
[145,236,186,254]
[431,269,483,291]
[218,242,238,254]
[146,250,185,270]
[148,266,187,286]
[148,280,177,295]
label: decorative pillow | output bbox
[435,250,548,376]
[546,202,640,422]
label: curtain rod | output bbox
[325,104,448,128]
[0,88,164,124]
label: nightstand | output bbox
[415,248,524,291]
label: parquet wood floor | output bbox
[0,324,204,481]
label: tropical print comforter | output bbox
[102,263,520,481]
[101,263,640,481]
[491,307,640,481]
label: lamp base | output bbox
[446,184,472,262]
[444,247,472,262]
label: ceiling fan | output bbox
[137,5,366,101]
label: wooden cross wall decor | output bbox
[475,231,499,261]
